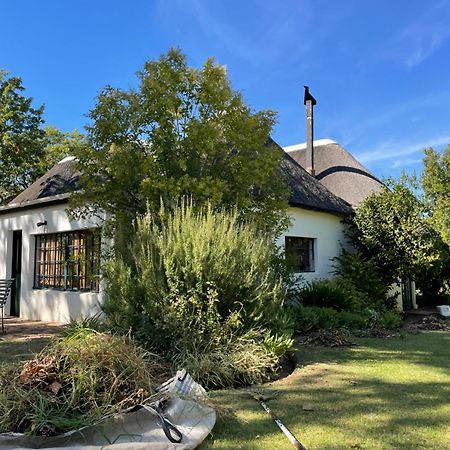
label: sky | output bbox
[1,0,450,180]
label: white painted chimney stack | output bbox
[304,86,317,176]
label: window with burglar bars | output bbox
[285,236,315,272]
[34,230,101,292]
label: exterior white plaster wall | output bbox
[389,281,417,311]
[279,207,348,284]
[0,203,103,323]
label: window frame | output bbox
[285,236,316,273]
[33,229,101,292]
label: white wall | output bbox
[279,207,348,284]
[389,280,417,311]
[0,203,103,323]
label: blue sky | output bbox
[2,0,450,179]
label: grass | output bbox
[1,330,449,448]
[0,328,163,435]
[201,331,450,450]
[0,338,50,364]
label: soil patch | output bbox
[0,317,62,342]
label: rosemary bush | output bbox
[102,201,288,387]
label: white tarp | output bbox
[0,370,216,450]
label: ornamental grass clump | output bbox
[0,327,164,435]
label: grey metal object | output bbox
[248,390,306,450]
[304,86,317,177]
[0,279,14,334]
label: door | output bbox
[10,230,22,317]
[402,278,413,311]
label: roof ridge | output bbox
[284,139,337,152]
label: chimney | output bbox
[304,85,317,176]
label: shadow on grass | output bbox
[0,337,50,364]
[297,331,450,374]
[202,331,450,450]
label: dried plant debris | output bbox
[0,328,166,436]
[406,315,450,333]
[303,329,355,347]
[369,327,401,339]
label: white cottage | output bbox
[2,86,413,323]
[0,146,352,323]
[278,145,352,283]
[284,138,418,310]
[0,157,104,323]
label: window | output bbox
[285,236,315,272]
[34,230,101,292]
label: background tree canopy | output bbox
[71,49,290,249]
[346,176,445,285]
[0,70,83,204]
[0,71,45,203]
[422,145,450,247]
[346,155,450,305]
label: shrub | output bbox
[0,327,163,435]
[262,332,295,357]
[174,331,279,389]
[292,306,339,332]
[291,305,320,333]
[102,202,288,387]
[332,250,390,309]
[295,279,366,312]
[268,308,296,336]
[381,310,403,329]
[293,305,369,333]
[337,310,369,329]
[315,307,341,329]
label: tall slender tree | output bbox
[0,71,46,203]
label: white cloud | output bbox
[387,1,450,68]
[390,157,423,169]
[356,135,450,164]
[155,0,313,66]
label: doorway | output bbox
[402,278,413,311]
[10,230,22,317]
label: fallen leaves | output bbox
[19,355,58,385]
[302,330,356,347]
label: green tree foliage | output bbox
[102,202,286,387]
[41,126,86,170]
[332,250,391,309]
[0,70,83,204]
[422,145,450,246]
[0,71,46,203]
[346,178,442,284]
[71,49,290,248]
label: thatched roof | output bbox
[8,157,81,207]
[1,142,352,216]
[284,139,384,207]
[278,147,352,215]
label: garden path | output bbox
[0,316,62,342]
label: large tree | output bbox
[71,49,290,249]
[0,71,80,204]
[0,71,46,203]
[346,177,443,285]
[422,145,450,246]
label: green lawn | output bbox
[202,332,450,450]
[2,331,449,449]
[0,338,49,364]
